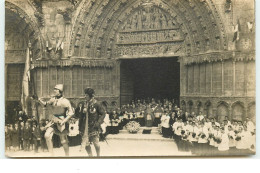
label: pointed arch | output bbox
[248,101,256,123]
[5,1,44,60]
[204,100,212,117]
[187,100,193,113]
[216,101,229,122]
[69,0,227,59]
[181,100,186,112]
[231,101,245,121]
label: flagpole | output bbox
[28,41,40,126]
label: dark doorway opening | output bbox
[120,58,180,106]
[5,101,21,124]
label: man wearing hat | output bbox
[39,84,74,156]
[80,87,105,157]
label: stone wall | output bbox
[5,0,255,121]
[179,0,255,121]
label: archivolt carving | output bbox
[5,1,44,60]
[217,101,230,108]
[231,101,244,108]
[70,0,227,59]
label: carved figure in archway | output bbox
[46,11,65,59]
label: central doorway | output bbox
[120,57,180,106]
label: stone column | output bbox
[211,62,213,94]
[196,106,200,115]
[244,106,248,121]
[213,108,217,117]
[221,61,224,95]
[186,65,189,94]
[232,60,236,95]
[244,61,248,96]
[228,106,232,121]
[115,60,121,106]
[31,99,37,117]
[179,58,184,96]
[5,64,8,101]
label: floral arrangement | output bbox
[126,121,141,133]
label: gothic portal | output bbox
[5,0,255,122]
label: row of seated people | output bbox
[102,101,256,156]
[89,98,178,135]
[169,116,256,155]
[101,103,207,135]
[102,107,180,135]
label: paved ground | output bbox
[5,135,191,158]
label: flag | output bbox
[232,21,240,42]
[247,22,253,32]
[21,47,31,115]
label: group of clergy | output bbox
[102,98,178,134]
[100,98,255,156]
[171,115,256,155]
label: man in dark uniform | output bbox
[39,84,74,156]
[80,88,105,157]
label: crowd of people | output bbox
[5,111,48,153]
[5,110,81,153]
[5,97,256,156]
[171,114,256,155]
[102,98,178,135]
[101,98,256,156]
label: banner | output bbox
[21,47,31,115]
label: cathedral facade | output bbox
[5,0,255,122]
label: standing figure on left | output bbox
[38,84,74,156]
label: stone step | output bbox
[106,133,174,142]
[119,129,158,134]
[119,126,160,134]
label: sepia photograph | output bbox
[4,0,256,157]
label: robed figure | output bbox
[144,105,155,127]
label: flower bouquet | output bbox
[126,121,141,134]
